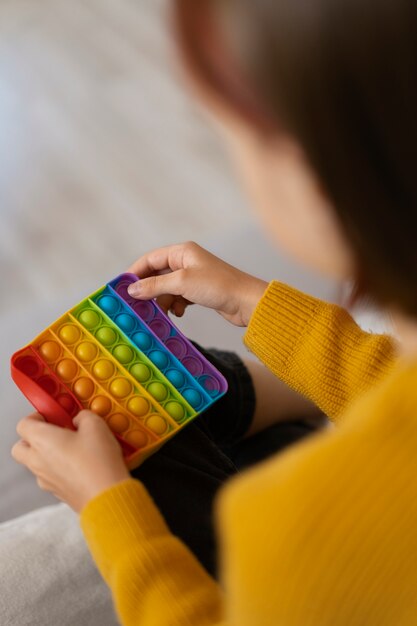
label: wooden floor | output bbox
[0,0,248,315]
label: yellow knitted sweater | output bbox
[80,280,417,626]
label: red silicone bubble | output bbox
[37,375,60,397]
[57,394,78,416]
[14,356,43,379]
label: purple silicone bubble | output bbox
[165,337,187,360]
[182,356,204,377]
[115,281,131,300]
[149,318,171,341]
[132,301,155,323]
[199,374,221,395]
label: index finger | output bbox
[127,243,187,278]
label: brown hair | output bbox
[173,0,417,316]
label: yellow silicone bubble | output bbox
[93,360,115,380]
[125,430,148,448]
[79,309,100,329]
[57,359,78,381]
[39,341,61,363]
[110,378,132,399]
[90,395,112,417]
[113,345,134,364]
[75,342,98,362]
[165,401,186,422]
[73,377,95,400]
[127,397,150,418]
[146,414,168,435]
[108,413,130,434]
[59,324,81,345]
[147,382,168,402]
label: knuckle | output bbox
[183,240,199,252]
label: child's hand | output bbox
[11,411,130,513]
[128,242,268,327]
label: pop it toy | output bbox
[11,274,228,469]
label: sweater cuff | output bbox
[244,280,323,375]
[80,478,170,582]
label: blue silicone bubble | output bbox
[148,349,169,370]
[132,331,153,351]
[116,313,137,334]
[98,295,120,316]
[165,368,186,388]
[183,388,203,409]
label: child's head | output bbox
[173,0,417,317]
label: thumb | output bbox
[127,271,185,300]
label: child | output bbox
[12,0,417,624]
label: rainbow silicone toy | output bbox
[11,273,228,469]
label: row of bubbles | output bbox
[110,275,227,397]
[95,289,208,411]
[37,334,164,448]
[58,310,178,417]
[91,294,205,414]
[42,322,176,441]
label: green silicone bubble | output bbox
[96,326,117,346]
[79,309,100,329]
[147,381,168,402]
[130,363,151,383]
[113,345,134,364]
[165,401,185,421]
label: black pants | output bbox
[131,346,321,578]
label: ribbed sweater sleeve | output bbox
[244,281,398,420]
[80,479,225,626]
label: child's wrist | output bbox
[241,279,269,326]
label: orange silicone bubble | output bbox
[74,377,95,400]
[39,341,61,363]
[90,395,112,417]
[107,413,130,434]
[124,430,148,448]
[57,359,78,381]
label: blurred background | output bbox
[0,0,354,520]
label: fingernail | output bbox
[127,282,141,297]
